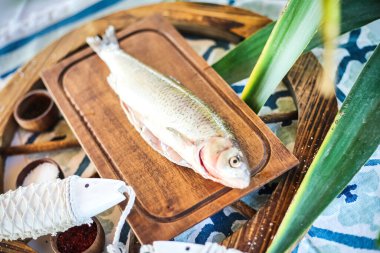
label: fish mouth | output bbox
[225,176,250,189]
[117,182,128,194]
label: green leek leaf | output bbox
[267,45,380,253]
[241,0,322,112]
[213,0,380,86]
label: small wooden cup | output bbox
[50,217,105,253]
[16,158,64,187]
[14,89,60,132]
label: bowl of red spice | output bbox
[50,217,105,253]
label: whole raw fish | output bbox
[86,27,251,188]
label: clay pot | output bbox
[16,158,64,187]
[14,89,60,132]
[50,217,105,253]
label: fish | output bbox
[86,26,251,189]
[0,176,131,240]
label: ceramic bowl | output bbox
[16,158,64,187]
[50,217,105,253]
[14,89,59,132]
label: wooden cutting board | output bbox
[41,15,298,243]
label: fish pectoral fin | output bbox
[166,127,194,147]
[141,127,191,168]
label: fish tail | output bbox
[86,26,119,54]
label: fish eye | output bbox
[229,156,241,168]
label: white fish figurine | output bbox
[140,241,242,253]
[0,176,132,241]
[86,27,252,189]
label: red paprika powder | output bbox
[56,222,97,253]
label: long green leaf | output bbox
[213,0,380,85]
[241,0,322,112]
[267,45,380,253]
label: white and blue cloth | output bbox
[1,1,379,252]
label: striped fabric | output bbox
[1,1,379,252]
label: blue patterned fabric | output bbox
[1,1,379,252]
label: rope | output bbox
[107,186,136,253]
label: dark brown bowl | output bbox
[13,89,59,132]
[50,217,105,253]
[16,158,64,187]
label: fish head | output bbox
[71,177,127,219]
[197,137,251,189]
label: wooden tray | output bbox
[41,15,298,243]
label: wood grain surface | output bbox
[0,139,80,156]
[126,2,271,43]
[0,241,37,253]
[41,15,298,243]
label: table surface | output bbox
[0,1,379,253]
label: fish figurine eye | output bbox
[229,156,241,168]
